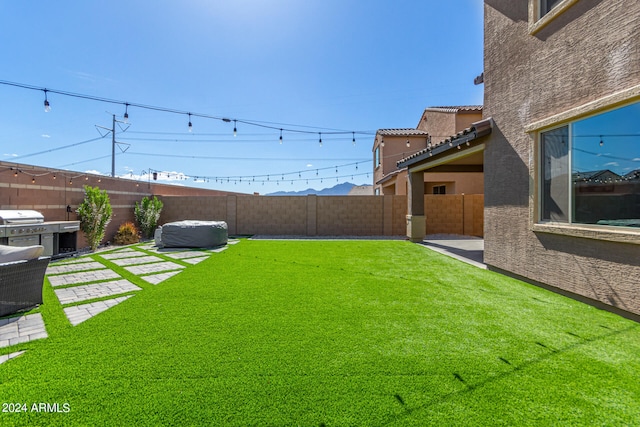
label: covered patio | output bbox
[397,118,493,242]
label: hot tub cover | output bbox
[159,220,228,248]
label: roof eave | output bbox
[397,118,493,169]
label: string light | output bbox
[43,89,51,112]
[124,103,129,123]
[406,139,410,148]
[233,120,237,137]
[352,132,356,146]
[279,129,283,144]
[1,80,373,142]
[319,132,322,147]
[188,113,193,132]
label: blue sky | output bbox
[0,0,484,194]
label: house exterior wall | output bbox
[483,0,640,315]
[417,110,483,142]
[424,172,484,195]
[373,135,427,193]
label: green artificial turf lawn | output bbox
[1,240,639,426]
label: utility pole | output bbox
[96,113,130,178]
[111,114,116,177]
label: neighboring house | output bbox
[373,106,484,196]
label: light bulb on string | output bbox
[406,139,410,148]
[352,132,356,146]
[233,120,237,137]
[124,103,129,123]
[43,89,51,112]
[279,129,283,144]
[188,113,193,132]
[599,136,604,146]
[319,132,322,147]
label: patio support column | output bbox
[406,170,425,242]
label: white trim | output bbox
[528,0,580,35]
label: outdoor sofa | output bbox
[0,245,50,317]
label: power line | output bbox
[11,136,106,160]
[127,151,368,162]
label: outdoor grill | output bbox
[0,210,80,258]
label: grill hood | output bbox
[0,210,45,225]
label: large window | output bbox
[540,0,563,17]
[540,101,640,228]
[528,0,578,34]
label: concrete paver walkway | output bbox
[63,296,133,326]
[48,269,121,287]
[54,280,141,305]
[0,241,235,353]
[0,313,47,348]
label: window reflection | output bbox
[572,102,640,227]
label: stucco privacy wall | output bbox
[483,1,640,315]
[0,161,240,249]
[158,195,410,237]
[425,195,483,237]
[158,194,482,238]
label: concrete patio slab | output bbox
[54,280,141,305]
[48,269,121,287]
[140,270,182,285]
[0,313,48,348]
[421,234,485,269]
[124,262,185,275]
[99,250,150,260]
[51,257,96,265]
[47,261,106,275]
[163,251,210,259]
[181,256,209,265]
[109,255,164,266]
[0,350,26,365]
[63,295,133,326]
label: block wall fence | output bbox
[158,194,484,238]
[1,161,483,247]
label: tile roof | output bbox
[376,168,406,185]
[424,106,483,113]
[377,128,429,136]
[397,118,493,169]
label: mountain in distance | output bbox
[267,182,372,196]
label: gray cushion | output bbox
[0,245,45,264]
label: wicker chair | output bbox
[0,257,50,317]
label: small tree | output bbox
[77,185,112,251]
[134,196,163,239]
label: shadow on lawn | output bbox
[382,323,639,425]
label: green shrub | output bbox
[113,222,140,245]
[134,196,164,239]
[77,185,112,251]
